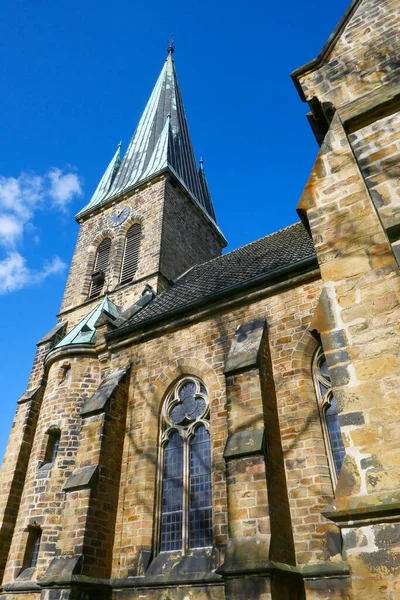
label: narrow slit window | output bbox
[157,377,212,555]
[43,430,61,465]
[24,528,42,569]
[90,238,111,297]
[313,346,346,484]
[120,223,141,284]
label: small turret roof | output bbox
[78,53,216,221]
[55,297,120,348]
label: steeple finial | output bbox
[167,35,175,56]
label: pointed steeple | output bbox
[198,158,216,222]
[78,52,217,221]
[79,143,121,215]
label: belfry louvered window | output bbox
[120,223,141,284]
[313,345,346,485]
[156,377,212,554]
[89,238,111,297]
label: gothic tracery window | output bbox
[313,346,346,484]
[157,377,212,554]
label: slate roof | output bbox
[77,53,216,221]
[115,222,317,334]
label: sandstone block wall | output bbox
[298,82,400,600]
[2,356,101,584]
[107,276,334,583]
[297,0,400,108]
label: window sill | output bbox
[111,570,222,589]
[139,547,220,581]
[36,462,53,478]
[2,568,41,592]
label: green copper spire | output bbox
[77,52,217,222]
[77,143,121,216]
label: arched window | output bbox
[313,346,346,484]
[90,238,111,297]
[157,377,212,554]
[120,223,141,284]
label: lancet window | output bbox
[313,345,346,484]
[157,377,212,554]
[89,237,111,297]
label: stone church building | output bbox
[2,0,400,598]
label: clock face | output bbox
[110,206,130,227]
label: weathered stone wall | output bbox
[0,394,42,583]
[298,103,400,598]
[112,585,225,599]
[297,0,400,108]
[160,178,224,284]
[107,275,333,587]
[0,329,65,583]
[349,112,400,235]
[2,356,100,584]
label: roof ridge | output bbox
[112,221,317,333]
[191,221,304,270]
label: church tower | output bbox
[60,45,226,325]
[0,47,227,599]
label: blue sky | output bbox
[0,0,351,461]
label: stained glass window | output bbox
[158,377,212,554]
[313,346,346,483]
[189,426,212,549]
[160,432,183,551]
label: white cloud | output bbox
[0,253,28,294]
[47,168,82,210]
[0,167,82,294]
[40,256,67,279]
[0,214,23,247]
[0,252,67,295]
